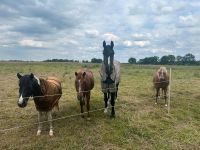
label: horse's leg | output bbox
[86,93,90,120]
[110,92,115,118]
[115,83,119,102]
[80,98,84,118]
[155,88,159,105]
[104,92,108,113]
[158,89,160,99]
[107,91,110,105]
[164,88,167,107]
[47,110,53,136]
[37,111,42,136]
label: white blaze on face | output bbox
[18,94,23,104]
[160,70,164,79]
[78,80,81,93]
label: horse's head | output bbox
[103,41,114,75]
[17,73,40,108]
[75,71,87,101]
[157,67,168,82]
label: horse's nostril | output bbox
[18,103,23,107]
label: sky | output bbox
[0,0,200,62]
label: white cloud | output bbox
[85,29,99,38]
[178,15,199,27]
[19,39,49,48]
[123,40,150,47]
[102,33,120,41]
[123,40,132,47]
[132,33,152,40]
[160,6,173,13]
[149,48,173,54]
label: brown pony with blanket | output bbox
[17,73,62,136]
[153,67,169,106]
[75,69,94,120]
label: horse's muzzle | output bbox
[18,99,28,108]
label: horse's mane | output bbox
[158,66,167,73]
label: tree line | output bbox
[43,58,103,63]
[128,53,200,65]
[43,53,200,65]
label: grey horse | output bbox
[100,41,120,118]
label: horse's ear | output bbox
[17,73,22,79]
[82,72,86,77]
[30,73,34,79]
[103,41,106,48]
[75,72,78,76]
[111,41,114,48]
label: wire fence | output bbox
[0,79,185,103]
[0,99,139,133]
[1,68,199,133]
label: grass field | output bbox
[0,62,200,150]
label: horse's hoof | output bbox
[165,104,168,107]
[104,108,108,114]
[110,114,115,118]
[155,102,157,105]
[36,130,41,136]
[49,130,53,137]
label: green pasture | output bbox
[0,62,200,150]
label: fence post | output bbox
[168,68,172,114]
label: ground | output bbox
[0,62,200,150]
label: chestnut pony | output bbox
[75,69,94,119]
[153,67,169,106]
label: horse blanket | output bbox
[100,60,120,93]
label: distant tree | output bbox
[168,55,176,65]
[128,57,137,64]
[91,58,102,63]
[160,55,175,65]
[176,55,183,65]
[138,56,159,64]
[183,53,195,65]
[82,60,89,63]
[160,55,169,65]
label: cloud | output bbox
[148,48,173,54]
[0,0,200,62]
[102,33,120,41]
[19,39,49,48]
[85,29,99,38]
[178,15,199,28]
[123,40,150,47]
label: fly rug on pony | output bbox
[75,69,94,120]
[153,67,169,106]
[17,73,62,136]
[100,41,120,118]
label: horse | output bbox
[100,41,120,118]
[153,67,169,106]
[17,73,62,136]
[75,69,94,120]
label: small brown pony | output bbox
[17,73,62,136]
[153,67,169,106]
[75,69,94,119]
